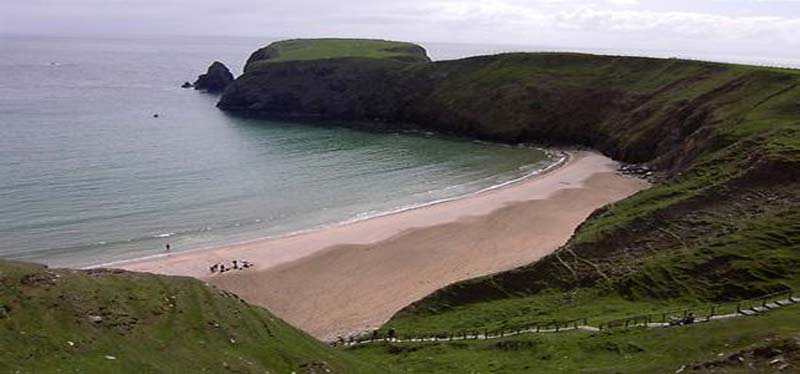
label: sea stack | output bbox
[193,61,234,93]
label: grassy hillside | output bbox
[0,260,373,373]
[244,38,430,72]
[383,55,800,337]
[219,39,800,371]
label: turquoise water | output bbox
[0,35,554,267]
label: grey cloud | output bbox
[1,0,799,62]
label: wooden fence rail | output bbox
[337,290,797,347]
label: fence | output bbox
[338,289,797,346]
[599,289,796,330]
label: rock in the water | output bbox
[193,61,234,93]
[181,81,193,89]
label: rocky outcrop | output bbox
[219,58,413,120]
[194,61,234,93]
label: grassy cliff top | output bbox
[244,38,430,71]
[0,260,371,373]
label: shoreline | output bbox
[117,151,650,340]
[94,149,567,270]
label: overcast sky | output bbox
[2,0,799,61]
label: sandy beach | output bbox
[117,151,649,340]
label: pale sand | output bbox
[117,151,649,340]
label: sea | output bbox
[0,35,561,268]
[2,35,797,268]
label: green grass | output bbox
[382,289,708,337]
[0,260,374,373]
[349,304,800,373]
[244,38,430,71]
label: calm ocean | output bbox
[0,35,560,267]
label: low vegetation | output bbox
[0,260,372,373]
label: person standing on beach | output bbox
[165,243,171,252]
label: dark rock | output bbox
[181,81,193,89]
[194,61,234,93]
[20,271,58,287]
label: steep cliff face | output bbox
[219,58,414,120]
[218,39,800,322]
[219,42,800,169]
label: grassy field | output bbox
[0,260,373,373]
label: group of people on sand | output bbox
[209,260,253,274]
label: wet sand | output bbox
[117,151,649,340]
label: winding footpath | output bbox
[342,294,800,346]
